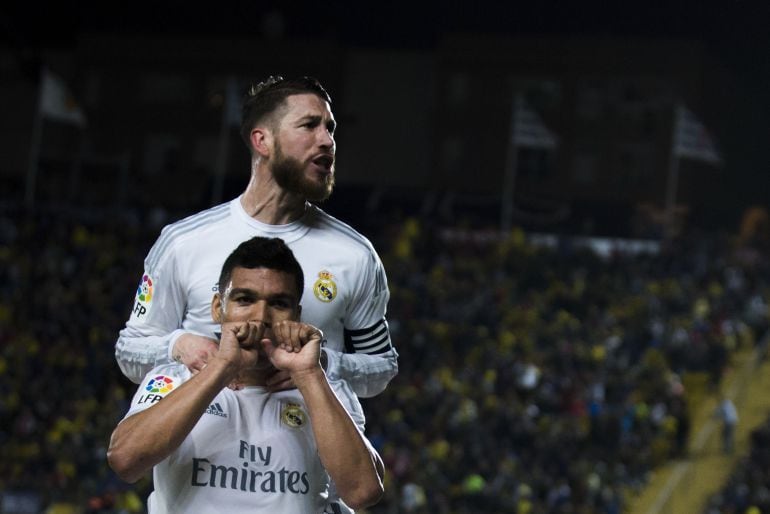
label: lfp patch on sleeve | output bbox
[130,273,154,322]
[137,375,175,405]
[146,375,175,393]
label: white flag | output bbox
[40,69,87,127]
[673,105,721,164]
[511,94,557,149]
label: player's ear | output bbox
[211,294,223,323]
[250,126,273,159]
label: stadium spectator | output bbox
[714,395,739,454]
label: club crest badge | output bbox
[313,270,337,303]
[281,403,307,428]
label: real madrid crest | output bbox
[281,402,307,428]
[313,270,337,303]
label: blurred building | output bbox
[432,35,732,233]
[0,32,744,234]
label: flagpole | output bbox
[663,104,682,240]
[500,93,520,233]
[211,76,237,206]
[25,69,46,210]
[663,152,681,240]
[67,130,87,203]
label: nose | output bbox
[317,127,335,151]
[249,300,271,324]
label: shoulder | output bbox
[146,202,232,266]
[158,202,232,244]
[126,363,190,414]
[307,205,381,259]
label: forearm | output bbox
[107,359,234,482]
[115,328,188,384]
[294,368,384,509]
[324,347,399,398]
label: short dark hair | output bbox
[218,237,304,300]
[240,75,331,149]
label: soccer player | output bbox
[108,237,384,512]
[116,75,397,399]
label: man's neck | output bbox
[240,167,307,225]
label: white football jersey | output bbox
[124,363,367,513]
[116,197,398,402]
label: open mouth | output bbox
[312,154,334,172]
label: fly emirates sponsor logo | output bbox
[190,440,310,494]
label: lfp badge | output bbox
[131,273,154,321]
[146,375,174,394]
[138,375,175,405]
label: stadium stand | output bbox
[1,204,768,513]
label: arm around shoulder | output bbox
[323,345,399,398]
[339,247,399,397]
[115,236,190,383]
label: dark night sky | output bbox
[4,1,769,105]
[4,2,768,101]
[3,1,768,89]
[3,1,769,49]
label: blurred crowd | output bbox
[0,208,155,513]
[1,205,769,513]
[363,213,770,514]
[705,414,770,514]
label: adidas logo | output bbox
[205,402,227,418]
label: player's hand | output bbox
[216,321,266,376]
[265,347,329,390]
[172,334,218,374]
[264,321,323,374]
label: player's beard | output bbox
[271,141,335,202]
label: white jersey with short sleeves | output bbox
[116,197,398,402]
[125,363,366,513]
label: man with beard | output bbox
[115,76,397,513]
